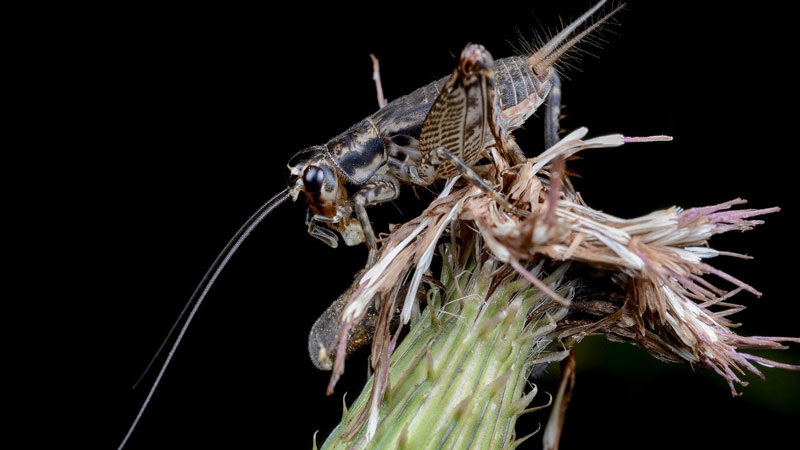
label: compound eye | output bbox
[462,59,476,74]
[460,44,488,75]
[303,165,325,194]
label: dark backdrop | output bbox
[56,1,799,448]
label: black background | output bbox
[41,1,799,448]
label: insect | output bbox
[303,2,619,370]
[287,2,617,266]
[117,1,619,448]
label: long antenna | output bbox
[118,188,290,449]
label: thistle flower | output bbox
[316,128,798,449]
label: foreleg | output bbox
[352,174,401,265]
[305,209,341,248]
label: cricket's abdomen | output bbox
[494,57,546,109]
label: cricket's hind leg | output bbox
[432,147,529,217]
[544,71,563,149]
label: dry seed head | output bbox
[322,123,796,443]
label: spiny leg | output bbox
[434,147,529,217]
[544,71,563,149]
[541,72,580,198]
[352,174,401,266]
[505,138,528,166]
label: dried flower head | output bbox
[321,127,798,445]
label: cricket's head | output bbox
[288,145,347,218]
[458,44,494,80]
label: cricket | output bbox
[118,2,625,447]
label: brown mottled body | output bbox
[288,50,558,263]
[308,279,383,371]
[309,271,426,371]
[294,1,620,366]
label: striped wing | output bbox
[418,62,494,179]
